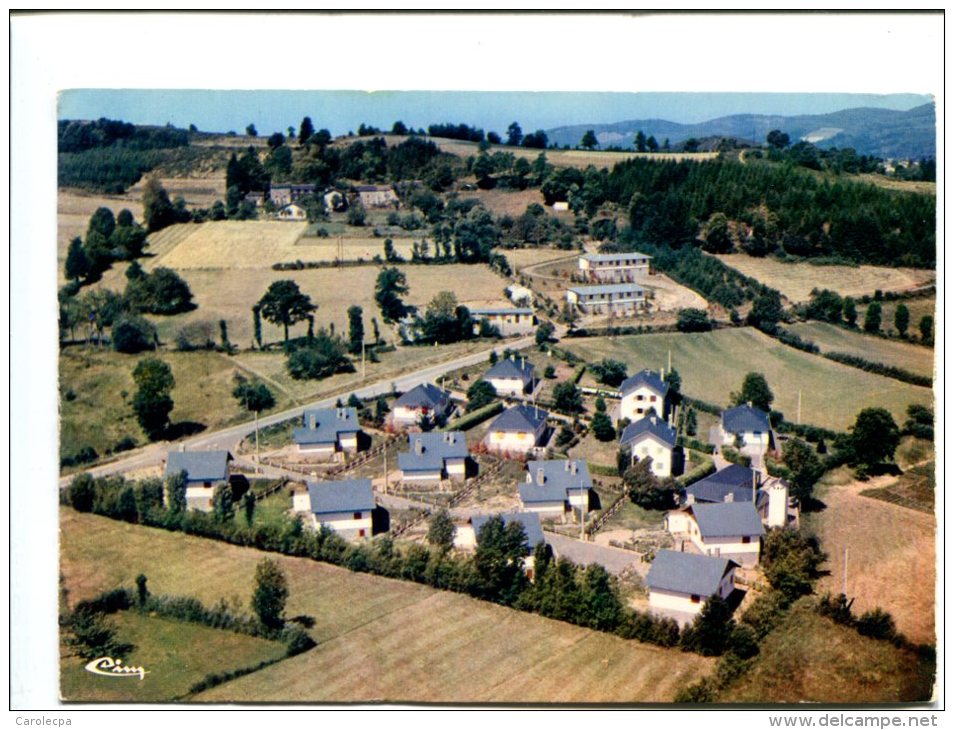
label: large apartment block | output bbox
[578,252,651,282]
[566,283,647,315]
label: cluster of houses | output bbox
[242,182,401,222]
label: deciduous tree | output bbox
[252,558,289,630]
[131,358,175,440]
[256,280,317,344]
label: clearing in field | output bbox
[785,322,935,379]
[61,510,714,704]
[719,599,934,703]
[805,470,936,646]
[712,254,935,303]
[561,328,933,432]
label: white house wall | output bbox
[488,377,528,396]
[620,387,666,421]
[629,436,673,477]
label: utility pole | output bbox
[362,340,366,379]
[255,409,260,474]
[667,349,672,374]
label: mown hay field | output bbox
[805,471,936,646]
[60,611,287,703]
[154,221,309,269]
[561,328,933,431]
[720,600,935,703]
[61,510,714,704]
[881,296,936,338]
[785,322,935,379]
[713,254,935,302]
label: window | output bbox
[353,512,362,520]
[636,394,644,401]
[691,594,700,604]
[650,395,657,402]
[742,536,751,544]
[637,408,644,415]
[203,481,212,488]
[358,529,366,538]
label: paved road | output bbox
[544,532,641,575]
[59,337,539,489]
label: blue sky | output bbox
[58,89,932,138]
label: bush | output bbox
[445,401,503,431]
[856,608,897,641]
[676,308,713,332]
[111,315,157,353]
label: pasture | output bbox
[785,322,935,378]
[806,470,936,646]
[495,246,577,274]
[61,510,714,704]
[713,254,935,302]
[561,328,933,431]
[720,599,935,703]
[60,611,287,703]
[881,296,936,338]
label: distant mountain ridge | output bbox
[547,104,935,160]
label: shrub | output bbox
[111,315,157,353]
[856,608,897,641]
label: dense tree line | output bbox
[58,118,190,153]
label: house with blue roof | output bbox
[518,459,592,516]
[619,369,671,423]
[164,450,233,512]
[719,404,773,451]
[620,414,679,477]
[469,307,536,337]
[646,549,737,624]
[293,407,363,460]
[292,478,376,538]
[482,356,535,396]
[454,512,548,578]
[398,431,469,483]
[486,404,549,456]
[678,501,763,567]
[391,383,453,429]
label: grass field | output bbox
[881,296,936,338]
[719,599,935,703]
[458,188,551,217]
[61,510,714,703]
[712,254,935,303]
[806,471,936,646]
[861,461,935,515]
[60,611,287,702]
[785,322,935,378]
[496,246,578,274]
[562,328,932,432]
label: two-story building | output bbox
[679,501,764,567]
[482,357,535,396]
[619,414,679,478]
[164,450,233,512]
[485,405,549,456]
[292,478,375,539]
[454,512,547,578]
[269,183,318,208]
[619,369,671,423]
[720,404,773,452]
[578,251,651,283]
[566,283,647,316]
[391,383,454,429]
[646,549,737,625]
[517,459,593,517]
[470,307,536,337]
[398,431,469,483]
[355,184,399,209]
[293,407,363,461]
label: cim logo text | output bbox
[84,657,149,680]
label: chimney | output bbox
[724,493,734,503]
[444,432,455,444]
[178,443,185,452]
[570,460,578,475]
[686,494,695,505]
[747,401,753,409]
[660,367,664,380]
[414,438,424,455]
[337,407,345,420]
[536,467,546,486]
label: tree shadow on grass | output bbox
[164,421,207,440]
[800,495,827,513]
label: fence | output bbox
[587,491,628,537]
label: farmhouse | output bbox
[619,414,679,478]
[566,284,647,316]
[470,307,536,337]
[518,459,593,517]
[720,404,773,452]
[269,183,318,208]
[486,404,549,455]
[675,501,764,567]
[163,450,233,512]
[646,550,737,625]
[293,407,363,460]
[292,478,375,539]
[454,512,546,578]
[391,382,454,429]
[398,431,469,483]
[482,356,535,396]
[277,203,307,221]
[356,184,399,209]
[619,369,671,422]
[578,252,652,283]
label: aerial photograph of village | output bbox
[11,11,940,714]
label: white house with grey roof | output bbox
[719,404,773,452]
[293,407,363,460]
[454,512,547,579]
[398,431,469,483]
[293,478,376,539]
[578,251,651,283]
[164,450,233,512]
[619,369,671,423]
[646,550,737,624]
[391,383,453,429]
[482,356,535,396]
[566,283,647,316]
[470,307,535,337]
[679,501,763,567]
[486,404,549,455]
[620,414,679,478]
[518,459,592,517]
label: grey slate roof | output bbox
[294,407,361,445]
[471,512,546,551]
[646,549,735,597]
[398,431,468,472]
[684,464,759,504]
[484,357,535,384]
[619,369,670,398]
[568,283,647,297]
[164,451,231,482]
[689,502,764,539]
[490,404,548,434]
[722,405,771,433]
[620,414,677,448]
[305,478,374,514]
[581,252,652,262]
[394,383,451,411]
[519,459,591,504]
[470,307,534,317]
